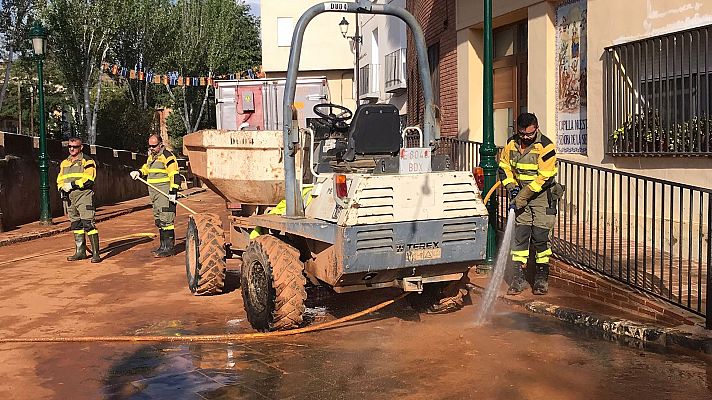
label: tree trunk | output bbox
[182,85,191,134]
[192,80,212,132]
[88,72,104,145]
[83,80,92,142]
[164,83,190,135]
[0,47,14,111]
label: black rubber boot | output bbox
[533,263,549,295]
[507,263,528,295]
[155,230,175,258]
[89,233,102,263]
[67,233,87,261]
[151,230,166,255]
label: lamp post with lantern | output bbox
[30,21,52,226]
[339,15,362,102]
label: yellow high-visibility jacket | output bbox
[498,131,557,193]
[140,148,180,191]
[57,153,96,190]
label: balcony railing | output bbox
[605,24,712,156]
[358,63,380,100]
[385,48,407,93]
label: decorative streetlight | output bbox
[339,16,362,102]
[30,21,52,226]
[479,0,497,263]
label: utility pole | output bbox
[479,0,497,264]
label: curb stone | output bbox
[468,285,712,355]
[0,188,207,246]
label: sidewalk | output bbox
[468,273,712,355]
[0,187,206,246]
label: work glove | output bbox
[62,182,74,193]
[508,185,520,201]
[129,171,140,180]
[507,185,520,210]
[513,186,536,210]
[168,193,177,203]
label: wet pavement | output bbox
[0,191,710,399]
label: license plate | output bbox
[406,248,442,262]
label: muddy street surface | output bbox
[0,191,710,399]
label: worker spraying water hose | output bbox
[474,113,565,323]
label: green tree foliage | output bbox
[110,0,175,110]
[0,0,37,110]
[0,0,261,152]
[44,0,122,144]
[95,85,156,152]
[0,55,70,138]
[162,0,260,138]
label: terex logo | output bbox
[407,242,439,250]
[395,242,440,253]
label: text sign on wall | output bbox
[555,0,588,154]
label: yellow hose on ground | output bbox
[0,293,410,344]
[482,180,502,205]
[0,233,156,266]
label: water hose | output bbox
[0,293,409,344]
[0,233,156,266]
[135,176,198,215]
[482,180,502,205]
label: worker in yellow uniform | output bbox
[249,185,314,239]
[498,113,564,295]
[57,137,101,263]
[130,134,180,257]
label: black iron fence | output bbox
[439,137,711,325]
[604,24,712,156]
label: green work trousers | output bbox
[64,189,97,233]
[511,190,556,265]
[150,184,176,230]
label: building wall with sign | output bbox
[454,0,712,187]
[261,0,356,111]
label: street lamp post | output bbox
[340,15,362,102]
[30,21,52,226]
[479,0,497,264]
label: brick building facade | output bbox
[406,0,458,137]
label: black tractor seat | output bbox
[343,104,401,162]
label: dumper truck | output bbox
[183,0,489,332]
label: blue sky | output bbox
[245,0,260,17]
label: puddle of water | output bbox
[474,208,516,325]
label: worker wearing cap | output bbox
[130,134,180,257]
[498,113,564,295]
[57,137,101,263]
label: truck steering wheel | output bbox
[313,103,353,124]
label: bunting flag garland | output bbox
[101,62,265,87]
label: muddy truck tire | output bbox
[186,213,226,295]
[241,235,307,332]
